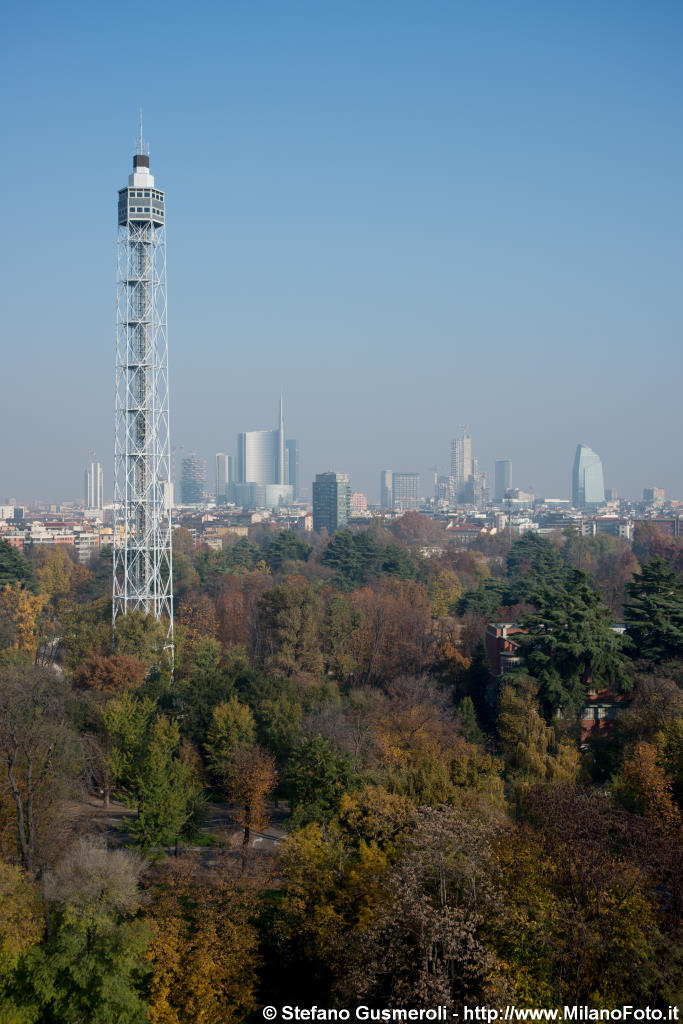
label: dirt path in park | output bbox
[61,793,290,864]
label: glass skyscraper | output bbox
[572,444,605,507]
[313,472,350,533]
[285,439,300,499]
[236,397,286,486]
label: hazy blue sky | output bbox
[2,0,682,503]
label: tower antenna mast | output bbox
[113,121,174,661]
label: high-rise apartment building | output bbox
[450,430,477,502]
[181,453,206,504]
[112,128,173,648]
[85,459,103,510]
[392,472,420,511]
[572,444,605,508]
[312,472,350,534]
[379,470,393,510]
[451,433,472,492]
[350,492,368,515]
[494,460,512,502]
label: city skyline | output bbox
[2,2,683,503]
[1,429,674,508]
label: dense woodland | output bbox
[0,514,681,1022]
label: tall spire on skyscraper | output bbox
[278,394,286,485]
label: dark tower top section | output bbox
[134,154,150,169]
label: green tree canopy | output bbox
[322,530,416,590]
[506,533,567,595]
[23,840,151,1023]
[285,735,354,826]
[456,578,507,618]
[259,579,324,680]
[625,557,683,663]
[261,531,312,572]
[0,540,38,593]
[204,696,256,779]
[127,716,197,851]
[515,570,630,717]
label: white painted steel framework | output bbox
[113,143,174,652]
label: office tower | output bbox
[85,459,103,509]
[286,439,300,499]
[494,460,512,502]
[236,397,287,485]
[392,472,420,511]
[236,430,278,485]
[234,397,292,508]
[113,125,173,647]
[572,444,605,508]
[181,453,206,504]
[215,452,233,503]
[313,472,350,533]
[379,470,393,509]
[451,430,473,499]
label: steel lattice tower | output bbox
[113,128,174,652]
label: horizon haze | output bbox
[1,1,682,504]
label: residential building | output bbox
[451,432,473,497]
[181,453,206,504]
[485,622,526,678]
[350,492,368,515]
[74,531,100,563]
[85,460,103,510]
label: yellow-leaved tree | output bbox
[0,584,47,662]
[145,856,260,1024]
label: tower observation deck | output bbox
[113,134,174,652]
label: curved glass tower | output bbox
[572,444,605,508]
[113,133,174,653]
